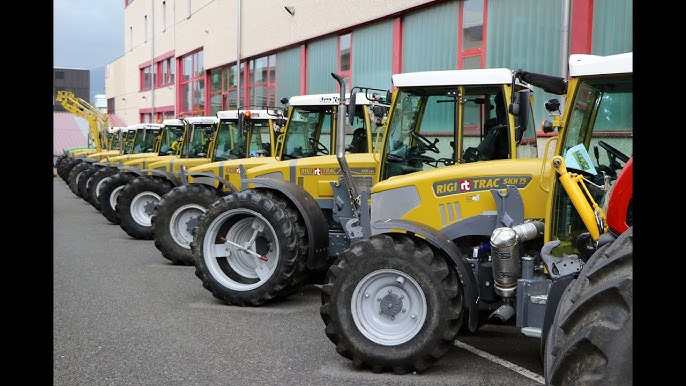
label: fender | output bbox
[118,166,144,176]
[186,171,236,193]
[370,219,479,332]
[244,177,330,270]
[440,185,526,240]
[141,168,181,184]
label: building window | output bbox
[209,66,230,115]
[56,71,65,80]
[248,54,276,108]
[144,15,148,43]
[338,33,352,92]
[140,65,154,91]
[178,50,205,116]
[156,57,175,87]
[458,0,485,69]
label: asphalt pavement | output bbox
[53,177,545,386]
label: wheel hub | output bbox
[379,292,403,317]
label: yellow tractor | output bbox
[55,90,117,180]
[151,95,384,265]
[190,68,541,307]
[319,52,633,382]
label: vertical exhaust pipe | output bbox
[331,73,360,209]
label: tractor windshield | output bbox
[282,106,333,159]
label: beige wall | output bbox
[106,0,438,124]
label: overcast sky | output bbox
[53,0,124,70]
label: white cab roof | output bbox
[392,68,513,87]
[288,92,375,106]
[127,123,165,130]
[184,116,219,124]
[216,109,279,120]
[569,52,632,77]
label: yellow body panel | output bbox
[147,157,210,173]
[371,158,552,232]
[186,156,280,190]
[247,153,378,200]
[123,154,177,169]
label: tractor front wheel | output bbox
[319,233,464,374]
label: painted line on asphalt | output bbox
[454,340,545,384]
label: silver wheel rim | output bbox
[130,191,161,226]
[202,209,279,291]
[110,185,125,210]
[169,203,206,249]
[351,269,427,346]
[95,176,112,199]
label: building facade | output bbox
[106,0,632,132]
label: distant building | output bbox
[53,68,90,112]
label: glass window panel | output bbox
[340,33,351,71]
[462,0,484,50]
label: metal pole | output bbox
[151,0,155,120]
[236,0,242,108]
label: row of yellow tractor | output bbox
[55,53,633,383]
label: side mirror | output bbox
[510,89,530,142]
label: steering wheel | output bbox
[308,137,329,155]
[410,131,440,153]
[597,140,629,163]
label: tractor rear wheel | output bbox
[191,189,305,306]
[118,176,174,240]
[86,168,119,211]
[77,165,101,201]
[152,184,221,265]
[319,233,464,374]
[59,158,82,181]
[68,162,92,197]
[544,226,633,385]
[98,173,135,224]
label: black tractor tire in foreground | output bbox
[68,162,92,197]
[190,189,307,307]
[98,172,136,224]
[118,176,175,240]
[152,184,221,265]
[320,233,464,374]
[86,168,119,211]
[59,158,82,181]
[544,226,633,386]
[77,165,102,201]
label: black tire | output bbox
[68,162,92,197]
[544,226,633,386]
[86,168,119,211]
[59,158,82,181]
[152,184,222,265]
[319,233,464,374]
[118,176,174,240]
[54,154,68,168]
[190,189,305,306]
[98,173,136,224]
[77,165,102,201]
